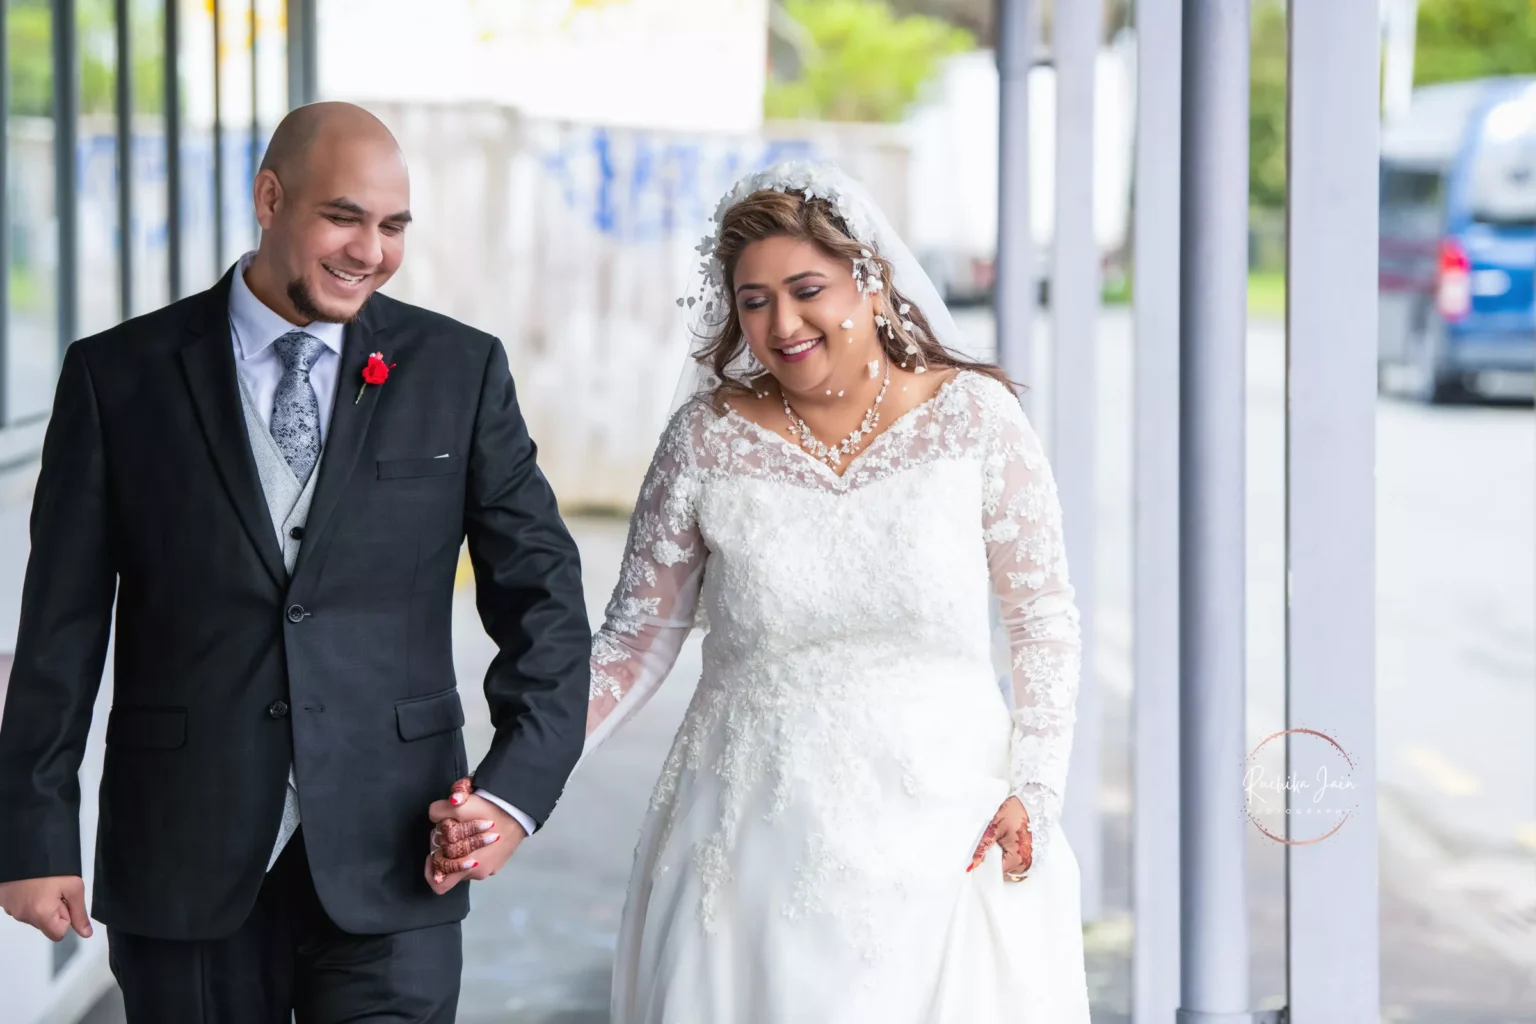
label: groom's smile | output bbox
[246,103,413,326]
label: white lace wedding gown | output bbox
[581,370,1090,1022]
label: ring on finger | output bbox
[1005,871,1028,882]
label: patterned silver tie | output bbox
[270,331,326,482]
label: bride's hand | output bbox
[424,777,502,889]
[966,795,1033,880]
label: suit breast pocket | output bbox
[376,455,463,481]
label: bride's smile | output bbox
[772,335,823,361]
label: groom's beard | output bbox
[288,277,369,325]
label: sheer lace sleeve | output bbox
[578,405,708,768]
[977,382,1082,869]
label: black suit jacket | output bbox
[0,269,591,939]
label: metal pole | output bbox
[995,0,1034,411]
[1052,0,1101,923]
[251,0,260,243]
[1285,1,1380,1018]
[1131,0,1182,1017]
[1177,1,1255,1021]
[212,0,225,275]
[54,0,79,356]
[116,0,133,320]
[166,0,183,299]
[287,0,318,107]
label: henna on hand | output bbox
[1014,822,1033,872]
[434,817,497,858]
[968,817,1002,871]
[430,777,492,884]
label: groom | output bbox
[0,102,591,1021]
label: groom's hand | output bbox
[424,777,528,895]
[0,876,94,941]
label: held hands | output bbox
[967,795,1034,881]
[0,876,94,941]
[423,777,527,895]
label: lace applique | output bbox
[972,376,1081,868]
[582,370,1080,947]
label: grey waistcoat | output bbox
[237,378,323,868]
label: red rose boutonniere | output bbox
[355,351,396,404]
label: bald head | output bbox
[247,101,411,325]
[259,101,402,187]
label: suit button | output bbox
[268,700,290,719]
[286,604,306,623]
[289,526,305,540]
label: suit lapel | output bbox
[177,270,288,589]
[291,300,391,581]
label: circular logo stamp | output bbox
[1244,727,1361,845]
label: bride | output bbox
[438,161,1090,1021]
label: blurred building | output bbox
[320,0,770,134]
[0,2,316,1019]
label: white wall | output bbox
[903,41,1138,258]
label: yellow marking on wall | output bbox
[455,545,474,590]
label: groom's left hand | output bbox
[424,778,528,895]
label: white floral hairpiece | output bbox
[676,160,884,319]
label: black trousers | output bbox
[107,830,461,1024]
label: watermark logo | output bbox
[1244,728,1361,845]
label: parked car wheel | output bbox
[1383,323,1469,404]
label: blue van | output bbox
[1379,78,1536,402]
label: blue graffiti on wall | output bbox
[541,127,820,242]
[15,125,820,272]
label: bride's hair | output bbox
[694,188,1017,411]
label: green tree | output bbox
[6,2,55,117]
[6,0,165,119]
[1249,0,1288,212]
[1415,0,1536,85]
[766,0,975,123]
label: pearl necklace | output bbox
[781,362,891,469]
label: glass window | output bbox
[253,0,286,159]
[77,0,122,338]
[176,0,216,295]
[1380,163,1446,239]
[217,0,255,267]
[131,0,169,315]
[5,0,59,424]
[1470,96,1536,227]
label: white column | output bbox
[1286,1,1382,1018]
[1176,0,1253,1019]
[995,0,1035,414]
[1051,0,1102,922]
[1131,0,1183,1018]
[1380,0,1419,126]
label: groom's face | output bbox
[257,135,411,323]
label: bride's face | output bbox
[732,235,876,397]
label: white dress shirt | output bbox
[229,254,345,440]
[229,253,538,843]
